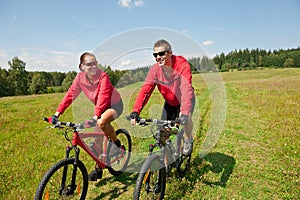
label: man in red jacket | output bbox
[130,39,195,155]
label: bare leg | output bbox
[183,117,193,140]
[97,108,118,142]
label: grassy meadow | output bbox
[0,68,299,199]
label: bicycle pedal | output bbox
[96,168,103,179]
[88,170,98,181]
[88,168,103,181]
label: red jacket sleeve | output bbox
[56,74,82,114]
[94,73,113,117]
[179,64,194,116]
[175,56,194,116]
[132,67,156,114]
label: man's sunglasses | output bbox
[153,51,168,58]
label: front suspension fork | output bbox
[59,145,80,196]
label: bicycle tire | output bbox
[34,158,88,200]
[107,129,132,176]
[134,154,166,200]
[176,129,192,176]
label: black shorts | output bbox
[111,99,124,118]
[161,96,195,120]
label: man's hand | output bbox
[177,114,189,125]
[130,112,140,125]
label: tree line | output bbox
[0,57,149,97]
[1,47,299,97]
[212,47,300,71]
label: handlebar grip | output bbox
[125,116,131,121]
[43,117,49,122]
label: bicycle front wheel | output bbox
[134,154,166,200]
[107,128,132,176]
[35,158,88,200]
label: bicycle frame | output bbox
[35,118,132,200]
[66,130,125,169]
[133,117,191,200]
[142,119,184,171]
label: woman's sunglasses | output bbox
[82,61,98,67]
[153,51,168,58]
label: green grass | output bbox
[0,68,299,199]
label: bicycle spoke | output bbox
[107,129,131,176]
[134,154,166,200]
[35,158,88,200]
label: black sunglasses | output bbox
[82,61,98,67]
[153,51,168,58]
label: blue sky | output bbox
[0,0,299,72]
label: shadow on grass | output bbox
[156,152,236,199]
[92,172,138,200]
[193,152,236,187]
[91,160,144,200]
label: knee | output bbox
[97,118,107,130]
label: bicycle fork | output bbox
[59,145,81,196]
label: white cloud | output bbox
[120,59,132,66]
[202,40,214,46]
[119,0,132,8]
[49,51,72,55]
[118,0,144,9]
[134,0,144,7]
[0,48,81,72]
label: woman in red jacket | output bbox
[52,52,123,181]
[130,39,195,156]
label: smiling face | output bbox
[80,54,98,77]
[153,46,172,67]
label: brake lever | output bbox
[139,122,148,127]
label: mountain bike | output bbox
[34,117,131,200]
[132,117,192,200]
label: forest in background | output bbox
[0,47,299,97]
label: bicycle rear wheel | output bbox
[176,129,192,176]
[34,158,88,200]
[134,154,166,200]
[107,128,132,176]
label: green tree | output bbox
[116,71,133,88]
[283,58,295,68]
[188,57,200,72]
[294,53,300,68]
[62,71,77,91]
[49,71,66,86]
[0,68,14,97]
[8,57,29,95]
[29,72,48,94]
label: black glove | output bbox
[51,115,59,125]
[177,114,189,125]
[83,118,97,128]
[130,112,140,122]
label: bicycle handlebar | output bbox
[43,117,87,130]
[126,116,181,126]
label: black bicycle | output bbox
[132,117,192,200]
